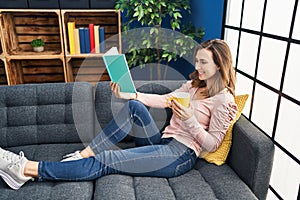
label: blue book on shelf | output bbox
[99,27,105,53]
[84,28,91,53]
[78,28,86,53]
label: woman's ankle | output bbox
[24,161,39,178]
[80,146,95,158]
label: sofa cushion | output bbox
[0,181,93,200]
[0,82,94,148]
[93,159,257,200]
[93,169,217,200]
[195,159,257,200]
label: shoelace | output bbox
[2,151,24,162]
[2,151,24,169]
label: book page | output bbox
[104,46,119,55]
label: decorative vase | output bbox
[33,46,44,52]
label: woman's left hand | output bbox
[171,100,194,121]
[110,82,136,100]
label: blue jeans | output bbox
[38,100,197,181]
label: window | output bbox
[270,147,300,200]
[224,28,239,66]
[235,73,252,116]
[224,0,300,199]
[241,0,264,31]
[238,32,259,76]
[276,98,300,161]
[257,37,286,89]
[251,84,278,136]
[283,44,300,100]
[225,0,243,27]
[293,6,300,40]
[263,0,294,37]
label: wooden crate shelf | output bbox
[6,59,66,85]
[66,57,110,85]
[0,9,63,56]
[61,9,121,56]
[8,54,63,60]
[0,59,8,85]
[0,9,121,85]
[0,27,4,58]
[0,38,3,57]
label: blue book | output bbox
[99,27,105,53]
[84,28,91,53]
[78,28,86,53]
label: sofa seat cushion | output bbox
[195,159,258,200]
[0,179,94,200]
[93,170,217,200]
[0,145,258,200]
[0,143,94,200]
[93,159,258,200]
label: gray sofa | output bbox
[0,81,274,200]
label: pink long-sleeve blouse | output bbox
[136,81,238,156]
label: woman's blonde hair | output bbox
[189,39,236,96]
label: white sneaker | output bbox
[0,148,32,190]
[61,151,83,162]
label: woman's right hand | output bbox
[110,82,137,100]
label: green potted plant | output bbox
[31,38,45,52]
[116,0,204,80]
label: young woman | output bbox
[0,39,237,190]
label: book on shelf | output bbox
[94,25,100,53]
[67,22,76,54]
[84,28,91,53]
[78,28,86,53]
[99,27,105,53]
[68,24,106,55]
[89,24,95,53]
[74,28,81,54]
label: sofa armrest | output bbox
[227,115,274,200]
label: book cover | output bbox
[78,28,86,53]
[73,28,81,54]
[84,28,91,53]
[89,24,95,53]
[99,27,105,53]
[67,22,76,54]
[94,25,100,53]
[103,48,136,93]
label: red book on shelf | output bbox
[89,24,95,53]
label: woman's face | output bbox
[195,49,220,81]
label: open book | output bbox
[103,47,136,93]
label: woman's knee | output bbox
[128,100,152,124]
[128,100,149,117]
[128,100,146,111]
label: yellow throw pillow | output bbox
[203,94,249,166]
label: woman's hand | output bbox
[110,82,136,100]
[171,100,194,121]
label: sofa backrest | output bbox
[0,82,94,148]
[94,80,186,135]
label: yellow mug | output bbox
[166,92,190,108]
